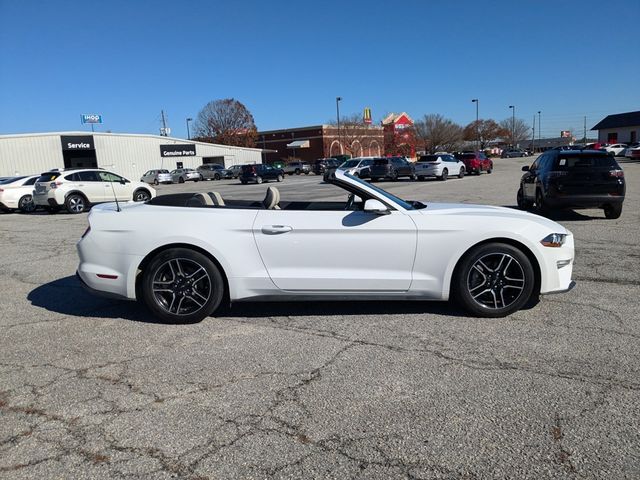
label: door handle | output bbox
[262,225,293,235]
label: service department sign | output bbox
[160,144,196,157]
[61,135,95,150]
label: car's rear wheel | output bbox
[276,174,283,182]
[370,177,379,182]
[535,189,548,216]
[487,164,493,174]
[18,194,36,213]
[133,189,151,202]
[454,242,535,317]
[153,179,159,185]
[390,171,398,181]
[458,167,465,178]
[295,169,301,175]
[516,187,532,210]
[241,180,248,185]
[65,193,87,214]
[141,248,224,323]
[439,169,448,181]
[256,176,263,184]
[214,173,220,181]
[603,203,622,219]
[178,177,185,184]
[418,176,425,181]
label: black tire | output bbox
[214,173,220,181]
[18,194,36,213]
[295,169,301,175]
[133,189,151,202]
[487,164,493,174]
[276,174,283,182]
[458,167,465,179]
[241,180,248,185]
[178,177,185,184]
[153,179,159,186]
[390,171,398,181]
[304,171,309,175]
[439,169,448,181]
[418,176,425,181]
[516,187,533,210]
[141,248,224,324]
[535,189,548,216]
[603,203,622,219]
[256,176,263,184]
[453,242,535,318]
[371,177,379,182]
[65,193,87,214]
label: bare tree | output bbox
[463,119,507,149]
[192,98,257,148]
[499,118,531,146]
[329,113,382,157]
[413,114,463,153]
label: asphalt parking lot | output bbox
[1,157,639,479]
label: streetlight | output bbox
[509,105,515,147]
[336,97,342,154]
[471,99,479,151]
[186,117,193,140]
[537,111,541,147]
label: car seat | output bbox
[263,186,280,210]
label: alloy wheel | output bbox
[151,258,212,316]
[134,190,151,202]
[67,195,85,213]
[19,195,36,213]
[466,253,526,310]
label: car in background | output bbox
[369,157,415,181]
[337,157,375,178]
[197,164,233,181]
[517,149,625,219]
[603,143,628,157]
[0,175,40,213]
[33,169,155,214]
[170,168,201,183]
[625,144,640,159]
[283,161,311,175]
[454,152,493,175]
[141,169,172,185]
[240,164,284,184]
[313,158,342,175]
[227,164,244,178]
[501,149,528,158]
[415,154,465,181]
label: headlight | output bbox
[541,233,567,247]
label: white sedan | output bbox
[0,175,40,212]
[604,143,628,156]
[77,170,575,323]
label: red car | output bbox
[454,152,493,175]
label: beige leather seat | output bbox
[187,192,224,207]
[263,186,280,210]
[207,191,225,206]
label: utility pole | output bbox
[583,116,587,144]
[472,99,479,151]
[160,110,169,136]
[538,111,541,148]
[336,97,342,154]
[532,115,536,153]
[509,106,515,147]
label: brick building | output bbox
[257,125,384,164]
[382,112,417,158]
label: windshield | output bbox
[0,176,26,184]
[340,160,360,168]
[342,172,422,210]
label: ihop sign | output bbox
[81,114,103,124]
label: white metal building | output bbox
[0,132,264,179]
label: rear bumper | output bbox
[545,194,625,208]
[76,271,131,301]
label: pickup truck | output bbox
[283,162,311,175]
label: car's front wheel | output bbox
[65,193,87,214]
[517,187,533,210]
[153,179,159,186]
[256,176,263,184]
[458,167,465,179]
[214,173,220,181]
[18,194,36,213]
[178,177,185,184]
[141,248,224,323]
[276,174,283,182]
[454,242,535,317]
[133,189,151,202]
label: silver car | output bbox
[197,164,232,180]
[141,169,172,185]
[170,168,201,183]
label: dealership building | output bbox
[0,132,264,180]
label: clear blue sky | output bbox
[1,0,638,139]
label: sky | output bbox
[1,0,639,140]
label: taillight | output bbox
[548,171,568,178]
[50,181,63,189]
[609,169,624,178]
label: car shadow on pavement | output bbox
[503,205,600,221]
[29,276,479,323]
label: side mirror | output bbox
[522,166,530,171]
[364,199,390,215]
[120,179,127,185]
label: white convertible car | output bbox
[76,170,575,323]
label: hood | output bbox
[418,202,568,233]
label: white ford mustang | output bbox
[77,170,575,323]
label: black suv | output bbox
[369,157,415,181]
[240,164,284,184]
[517,149,625,218]
[313,158,342,175]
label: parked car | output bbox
[240,164,284,184]
[0,175,40,212]
[141,169,172,185]
[33,168,156,214]
[415,154,465,180]
[77,169,575,323]
[517,149,625,219]
[603,143,628,157]
[170,168,201,183]
[624,144,640,159]
[197,164,233,181]
[501,149,527,158]
[369,157,415,181]
[336,157,375,178]
[454,152,493,175]
[283,161,311,175]
[227,164,244,178]
[313,158,342,175]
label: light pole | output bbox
[537,111,541,148]
[336,97,342,154]
[472,99,479,151]
[186,117,193,140]
[509,105,515,147]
